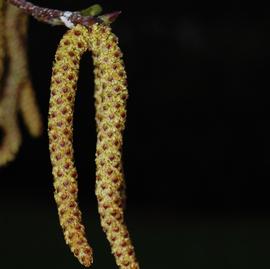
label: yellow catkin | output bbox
[0,4,42,165]
[0,0,4,82]
[20,79,43,137]
[18,12,43,137]
[48,25,93,267]
[0,4,25,165]
[49,23,138,268]
[89,24,139,269]
[93,40,126,210]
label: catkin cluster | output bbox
[49,23,139,268]
[0,3,42,165]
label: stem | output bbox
[8,0,121,27]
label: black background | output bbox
[1,0,270,268]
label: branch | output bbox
[8,0,121,27]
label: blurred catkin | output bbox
[20,79,43,137]
[0,4,42,165]
[0,4,24,165]
[0,0,4,82]
[48,25,93,267]
[18,10,43,137]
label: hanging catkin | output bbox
[90,23,139,269]
[93,39,126,210]
[19,79,43,137]
[18,11,43,137]
[0,4,24,165]
[0,4,42,165]
[48,25,93,267]
[48,22,139,268]
[0,0,5,82]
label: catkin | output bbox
[18,11,43,137]
[0,4,25,165]
[49,23,139,268]
[20,79,43,137]
[0,4,42,165]
[48,25,93,267]
[89,24,139,269]
[93,40,126,210]
[0,0,4,82]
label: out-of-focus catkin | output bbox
[0,4,25,165]
[20,79,43,137]
[0,4,42,165]
[89,23,139,269]
[48,25,93,267]
[18,10,43,137]
[0,0,5,82]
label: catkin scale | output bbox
[48,25,93,267]
[89,24,139,269]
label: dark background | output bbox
[1,0,270,268]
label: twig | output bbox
[8,0,121,27]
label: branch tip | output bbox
[8,0,121,27]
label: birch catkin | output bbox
[18,11,43,137]
[89,24,139,269]
[48,25,93,267]
[49,22,139,268]
[20,75,43,137]
[0,4,24,165]
[93,40,126,210]
[0,0,4,81]
[0,4,42,165]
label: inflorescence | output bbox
[0,1,139,268]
